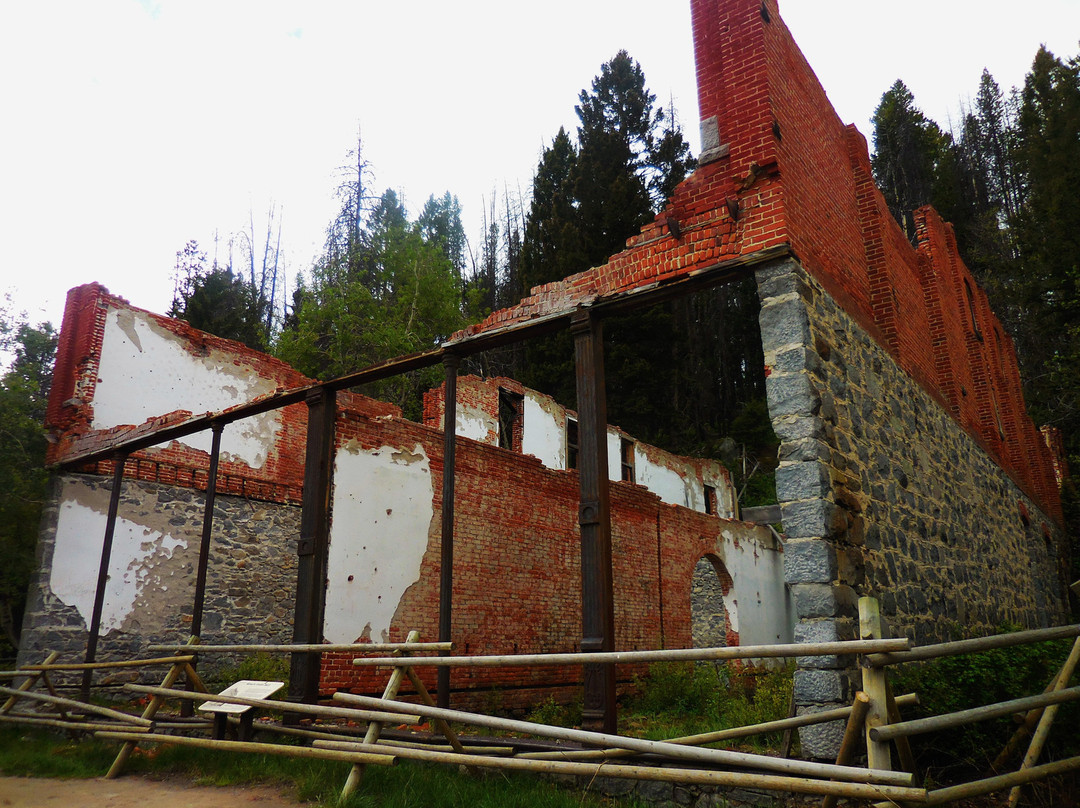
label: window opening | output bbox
[704,484,716,515]
[566,418,579,470]
[620,438,635,483]
[497,388,524,452]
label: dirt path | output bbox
[0,775,301,808]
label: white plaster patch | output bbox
[634,447,692,509]
[324,443,435,644]
[456,401,494,444]
[522,393,565,469]
[93,308,281,468]
[50,497,187,634]
[716,526,793,646]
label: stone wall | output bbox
[18,474,299,678]
[756,257,1069,756]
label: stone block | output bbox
[765,371,819,419]
[781,499,841,539]
[797,714,846,760]
[771,413,826,442]
[783,538,836,584]
[775,461,831,501]
[794,669,846,703]
[758,296,811,348]
[790,583,837,618]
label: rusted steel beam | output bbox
[572,309,616,734]
[190,421,223,638]
[288,387,337,710]
[438,353,460,709]
[82,453,128,701]
[55,247,791,472]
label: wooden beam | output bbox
[288,387,336,710]
[572,309,616,734]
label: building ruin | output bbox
[20,0,1070,757]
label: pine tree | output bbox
[0,309,56,652]
[276,188,464,417]
[1013,48,1080,447]
[871,80,950,243]
[169,240,269,351]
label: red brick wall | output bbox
[45,284,398,504]
[320,408,766,707]
[447,0,1063,523]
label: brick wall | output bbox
[446,0,1062,526]
[321,407,782,709]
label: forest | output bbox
[2,43,1078,656]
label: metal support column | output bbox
[185,421,223,716]
[289,386,337,709]
[438,352,460,708]
[571,309,617,733]
[82,453,128,701]
[191,421,223,639]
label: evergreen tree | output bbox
[276,188,464,417]
[169,240,269,351]
[0,307,56,654]
[871,80,951,243]
[514,51,767,466]
[1013,48,1080,449]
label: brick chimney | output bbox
[691,0,778,171]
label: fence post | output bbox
[859,597,892,772]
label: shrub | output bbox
[892,634,1079,778]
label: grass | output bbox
[0,726,647,807]
[0,662,793,806]
[622,661,795,753]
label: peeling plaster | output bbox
[93,308,281,467]
[709,525,793,646]
[324,443,435,644]
[635,446,693,509]
[49,483,189,635]
[456,402,494,443]
[522,393,565,469]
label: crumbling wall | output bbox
[18,474,299,674]
[423,376,738,517]
[319,406,790,709]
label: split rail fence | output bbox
[0,598,1076,806]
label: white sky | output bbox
[2,0,1078,330]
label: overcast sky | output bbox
[2,0,1078,330]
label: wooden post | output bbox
[340,630,421,800]
[438,352,459,709]
[821,691,870,808]
[859,597,892,772]
[190,421,223,637]
[571,309,616,734]
[106,641,199,778]
[83,454,127,702]
[186,421,223,717]
[288,387,336,712]
[1006,635,1080,806]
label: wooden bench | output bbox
[200,679,283,741]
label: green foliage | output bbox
[276,185,465,418]
[892,635,1080,777]
[205,653,290,697]
[626,662,794,751]
[871,79,953,243]
[525,694,582,728]
[169,240,270,351]
[0,305,56,659]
